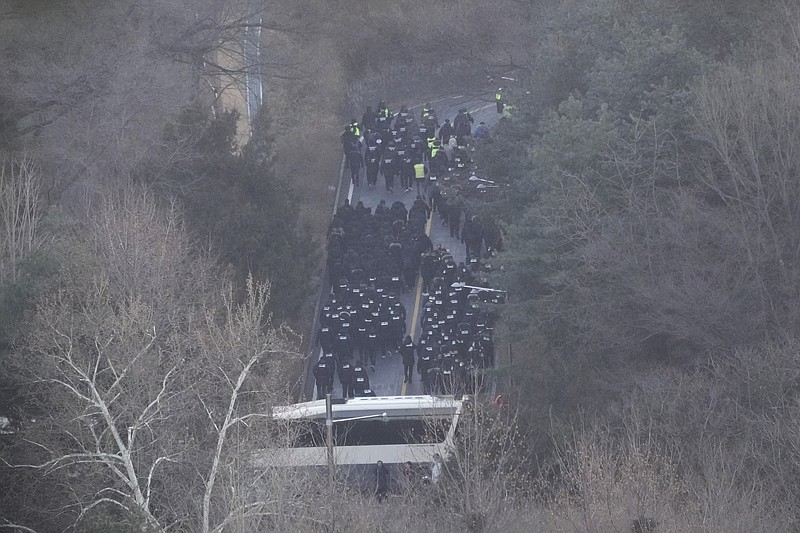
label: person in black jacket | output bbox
[338,358,354,398]
[400,335,416,383]
[313,358,334,397]
[453,107,474,142]
[438,119,455,146]
[375,461,390,502]
[351,363,370,394]
[381,144,397,192]
[362,106,377,131]
[420,251,435,296]
[461,215,483,261]
[365,145,381,187]
[347,144,363,186]
[447,196,464,239]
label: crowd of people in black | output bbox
[413,247,498,395]
[341,99,487,194]
[315,196,428,397]
[314,99,503,400]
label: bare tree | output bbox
[3,189,299,532]
[430,396,529,532]
[693,42,800,336]
[0,155,43,285]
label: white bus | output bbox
[258,395,465,467]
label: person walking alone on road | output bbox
[347,143,363,186]
[400,335,416,384]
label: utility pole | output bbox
[325,392,334,486]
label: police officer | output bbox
[338,358,354,398]
[381,143,397,193]
[351,363,370,394]
[495,87,504,113]
[349,119,361,139]
[366,325,380,368]
[378,100,391,121]
[426,132,437,163]
[396,105,412,129]
[318,322,335,354]
[397,144,413,192]
[414,160,426,195]
[427,364,443,394]
[421,102,432,121]
[423,106,439,130]
[416,350,430,392]
[429,141,448,179]
[313,357,333,397]
[322,351,337,390]
[365,144,381,187]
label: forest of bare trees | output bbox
[2,0,800,531]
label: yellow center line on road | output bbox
[401,210,434,396]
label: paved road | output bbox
[312,95,500,399]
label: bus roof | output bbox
[272,395,464,421]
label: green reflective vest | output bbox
[495,90,503,100]
[427,136,436,149]
[414,163,426,180]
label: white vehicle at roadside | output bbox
[259,395,465,468]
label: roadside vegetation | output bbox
[1,0,799,531]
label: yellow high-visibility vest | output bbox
[414,163,426,180]
[495,90,503,100]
